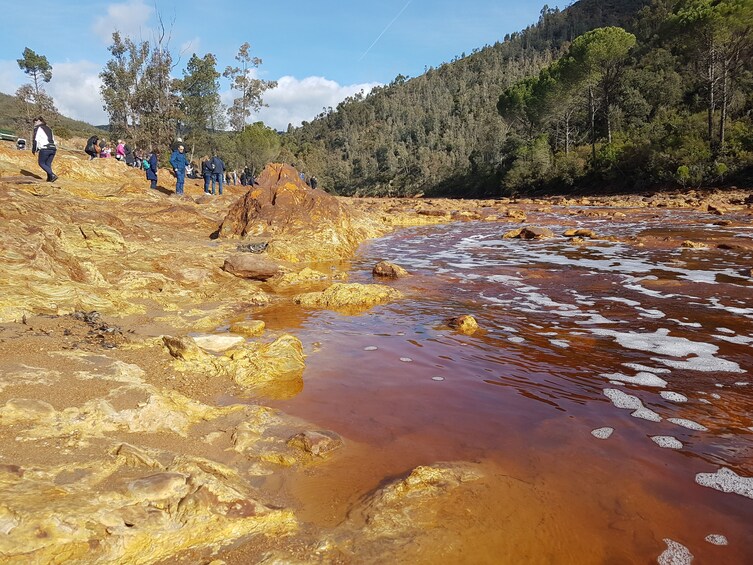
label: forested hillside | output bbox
[0,92,101,141]
[285,0,753,196]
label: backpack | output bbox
[142,158,150,170]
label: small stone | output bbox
[373,261,410,278]
[446,315,479,335]
[228,320,266,337]
[287,430,343,457]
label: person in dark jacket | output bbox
[146,149,159,189]
[146,148,159,189]
[169,145,188,195]
[210,151,225,195]
[32,116,58,182]
[84,135,99,160]
[124,143,135,166]
[200,155,212,194]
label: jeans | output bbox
[150,177,157,189]
[175,171,185,194]
[211,173,223,195]
[38,148,56,180]
[203,174,211,193]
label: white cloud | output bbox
[249,76,381,131]
[0,60,24,96]
[92,1,155,44]
[46,61,107,125]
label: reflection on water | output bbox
[265,209,753,562]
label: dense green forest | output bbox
[285,0,753,196]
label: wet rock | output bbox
[350,462,483,539]
[563,228,596,238]
[162,335,208,362]
[707,203,727,215]
[287,430,344,458]
[222,254,283,281]
[270,267,329,288]
[228,320,266,337]
[503,226,555,240]
[446,315,479,335]
[373,261,410,278]
[295,283,403,311]
[681,240,708,249]
[226,335,306,398]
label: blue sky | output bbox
[0,0,561,129]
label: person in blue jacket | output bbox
[169,144,188,195]
[146,148,159,189]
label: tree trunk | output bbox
[719,56,728,155]
[589,85,596,162]
[707,40,716,153]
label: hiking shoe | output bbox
[49,174,59,182]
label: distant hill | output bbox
[283,0,656,196]
[0,91,104,140]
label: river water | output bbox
[264,208,753,563]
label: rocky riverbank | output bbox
[0,142,751,563]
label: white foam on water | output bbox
[658,539,693,565]
[591,427,614,439]
[709,297,753,317]
[601,372,667,388]
[715,383,724,388]
[716,327,736,334]
[699,399,712,405]
[605,296,641,307]
[714,334,753,345]
[550,340,570,348]
[735,382,749,386]
[487,274,522,285]
[695,467,753,499]
[431,376,445,381]
[670,319,703,328]
[705,534,728,546]
[604,388,642,410]
[593,328,744,373]
[638,308,666,319]
[364,346,378,351]
[508,336,525,344]
[668,418,708,431]
[399,357,413,363]
[633,407,663,422]
[710,393,721,400]
[603,389,662,422]
[654,355,744,373]
[660,391,688,403]
[651,436,683,449]
[622,363,671,374]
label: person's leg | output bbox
[204,174,210,193]
[218,173,224,195]
[38,149,54,180]
[150,176,157,189]
[211,173,216,195]
[176,172,185,194]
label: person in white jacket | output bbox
[32,116,58,182]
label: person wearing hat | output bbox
[32,116,58,182]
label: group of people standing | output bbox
[29,118,312,195]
